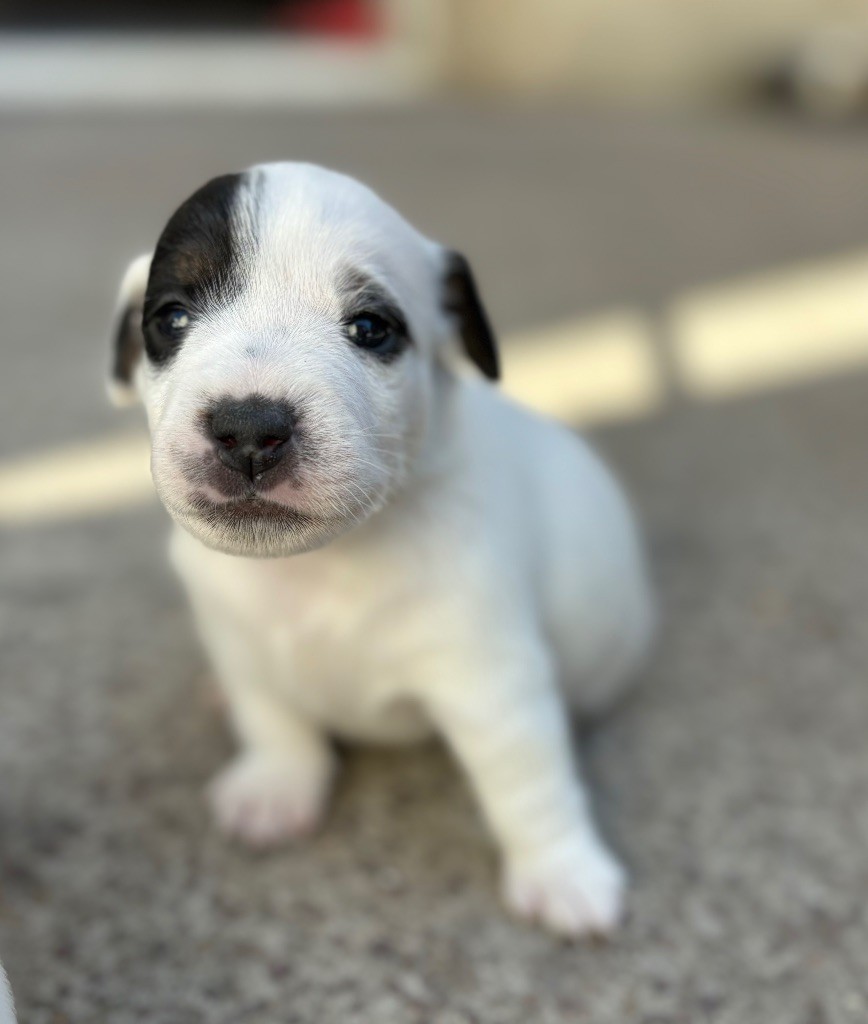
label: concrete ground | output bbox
[3,104,868,1023]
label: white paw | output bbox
[503,836,626,938]
[207,750,333,849]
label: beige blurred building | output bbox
[3,0,868,111]
[392,0,868,106]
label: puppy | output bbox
[109,163,654,937]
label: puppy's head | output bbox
[110,163,498,557]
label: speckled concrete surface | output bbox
[3,106,868,1023]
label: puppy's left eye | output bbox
[157,305,191,341]
[346,313,398,353]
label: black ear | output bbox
[108,253,151,406]
[443,251,500,381]
[112,303,142,387]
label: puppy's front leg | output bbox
[195,610,335,848]
[424,645,625,938]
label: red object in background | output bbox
[272,0,382,39]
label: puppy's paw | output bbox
[207,750,333,849]
[503,837,626,938]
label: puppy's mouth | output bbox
[155,437,387,556]
[168,491,347,557]
[187,493,318,528]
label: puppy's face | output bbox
[110,163,497,557]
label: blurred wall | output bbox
[441,0,868,103]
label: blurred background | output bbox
[3,2,868,1022]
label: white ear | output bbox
[107,252,152,407]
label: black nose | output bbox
[208,397,296,482]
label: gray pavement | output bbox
[3,104,868,1023]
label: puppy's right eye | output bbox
[346,313,393,350]
[156,305,191,341]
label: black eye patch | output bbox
[142,172,251,366]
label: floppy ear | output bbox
[107,252,152,407]
[442,250,500,381]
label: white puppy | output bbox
[109,163,654,937]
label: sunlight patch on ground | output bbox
[503,310,664,424]
[3,247,868,525]
[0,315,665,526]
[671,250,868,399]
[0,433,152,524]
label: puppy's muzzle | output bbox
[207,396,296,483]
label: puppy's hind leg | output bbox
[561,575,656,720]
[195,609,336,849]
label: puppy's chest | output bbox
[222,557,431,739]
